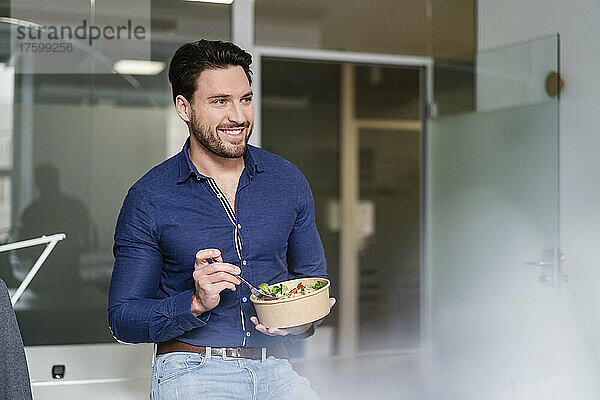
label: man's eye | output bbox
[242,97,253,103]
[214,99,227,105]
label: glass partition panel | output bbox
[434,34,559,117]
[0,0,230,346]
[425,34,565,398]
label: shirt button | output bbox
[242,260,247,266]
[242,297,247,302]
[246,332,251,337]
[237,223,242,229]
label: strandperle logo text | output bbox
[15,19,146,46]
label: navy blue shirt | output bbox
[108,138,328,348]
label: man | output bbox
[108,39,334,399]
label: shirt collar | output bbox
[244,144,264,178]
[177,137,264,184]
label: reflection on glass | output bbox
[0,0,231,346]
[18,163,97,293]
[13,163,102,345]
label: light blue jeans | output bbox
[150,351,320,400]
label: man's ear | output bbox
[175,95,192,123]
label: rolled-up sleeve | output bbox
[108,187,209,344]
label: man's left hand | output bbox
[250,297,336,336]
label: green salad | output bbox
[256,280,327,301]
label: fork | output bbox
[237,276,279,300]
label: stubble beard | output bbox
[190,110,252,159]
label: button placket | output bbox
[204,178,247,344]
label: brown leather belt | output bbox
[156,340,288,360]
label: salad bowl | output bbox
[250,277,331,329]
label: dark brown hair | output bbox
[168,39,252,104]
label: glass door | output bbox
[424,35,569,398]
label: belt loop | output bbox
[205,346,211,359]
[261,347,267,362]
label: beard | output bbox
[190,109,253,159]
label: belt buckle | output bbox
[221,347,242,360]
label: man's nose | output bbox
[227,102,245,125]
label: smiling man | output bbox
[108,39,334,399]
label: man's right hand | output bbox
[191,249,241,316]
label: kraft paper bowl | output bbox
[250,278,331,329]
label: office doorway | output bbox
[260,56,426,357]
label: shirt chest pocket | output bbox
[159,220,235,268]
[243,209,297,260]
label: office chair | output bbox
[0,278,33,400]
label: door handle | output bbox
[523,260,553,266]
[523,253,565,266]
[523,250,566,286]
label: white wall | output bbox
[479,0,600,395]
